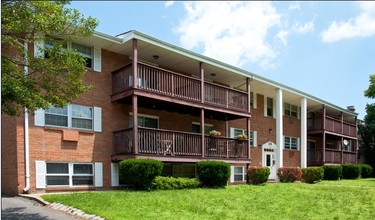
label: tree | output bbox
[1,0,98,116]
[359,74,375,172]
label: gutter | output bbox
[23,41,30,193]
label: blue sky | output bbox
[68,1,375,119]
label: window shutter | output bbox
[253,131,257,147]
[93,47,102,72]
[253,93,257,109]
[35,160,46,189]
[111,163,119,187]
[298,106,301,120]
[229,128,235,138]
[34,109,45,127]
[264,96,267,117]
[94,162,103,187]
[297,138,301,151]
[230,166,234,183]
[93,107,102,132]
[34,33,44,58]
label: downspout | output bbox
[23,41,30,193]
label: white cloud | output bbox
[289,2,301,11]
[275,30,288,46]
[321,2,375,43]
[164,1,174,8]
[175,1,281,69]
[292,20,315,34]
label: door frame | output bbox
[262,141,277,179]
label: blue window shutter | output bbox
[94,162,103,187]
[35,160,46,189]
[93,47,102,72]
[93,107,102,132]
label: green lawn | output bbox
[42,178,375,220]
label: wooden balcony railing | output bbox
[112,62,248,112]
[113,127,249,159]
[307,116,356,137]
[307,148,357,165]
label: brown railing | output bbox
[113,127,249,159]
[325,149,342,164]
[308,148,357,164]
[307,116,356,137]
[112,62,248,112]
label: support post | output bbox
[247,78,251,160]
[201,108,205,158]
[301,97,307,168]
[341,136,344,164]
[200,62,204,103]
[276,89,283,169]
[132,39,138,88]
[133,95,138,154]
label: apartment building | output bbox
[1,30,358,195]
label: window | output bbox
[45,104,93,130]
[233,167,247,182]
[284,136,299,150]
[129,114,159,129]
[267,97,273,117]
[284,103,298,118]
[192,122,214,135]
[46,163,93,187]
[230,128,257,146]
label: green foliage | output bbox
[196,161,230,188]
[358,164,373,178]
[341,164,361,179]
[151,176,201,190]
[119,159,163,190]
[277,167,302,183]
[247,166,270,185]
[302,167,324,184]
[1,1,98,115]
[322,165,342,180]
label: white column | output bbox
[276,88,283,169]
[300,97,307,168]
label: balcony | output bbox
[307,149,357,165]
[307,116,357,137]
[112,127,249,161]
[112,62,248,113]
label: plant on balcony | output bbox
[209,130,221,137]
[277,167,302,183]
[236,134,247,140]
[301,167,324,184]
[247,166,270,185]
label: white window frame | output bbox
[233,166,247,182]
[284,103,298,118]
[45,162,94,187]
[230,128,257,147]
[44,104,93,130]
[129,113,159,129]
[284,136,300,150]
[192,122,214,135]
[264,97,274,117]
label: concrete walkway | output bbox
[1,195,76,220]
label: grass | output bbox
[42,178,375,220]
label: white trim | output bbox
[111,163,119,187]
[276,89,283,169]
[301,97,307,168]
[93,47,102,72]
[35,160,46,189]
[94,162,103,187]
[93,107,102,132]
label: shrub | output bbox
[322,165,342,180]
[196,161,230,188]
[302,167,324,184]
[358,164,374,178]
[277,167,302,183]
[341,164,361,179]
[247,166,270,185]
[152,176,201,190]
[119,159,163,190]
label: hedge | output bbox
[341,164,361,179]
[197,161,230,188]
[152,176,201,190]
[277,167,302,183]
[119,159,163,190]
[302,167,324,184]
[248,166,270,185]
[322,165,342,180]
[358,164,373,178]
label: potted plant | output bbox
[237,134,247,140]
[209,130,221,137]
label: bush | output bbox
[196,161,230,188]
[152,176,201,190]
[119,159,163,190]
[358,164,373,178]
[302,167,324,184]
[248,166,270,185]
[322,165,342,180]
[277,167,302,183]
[341,164,361,179]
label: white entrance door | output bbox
[264,149,277,179]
